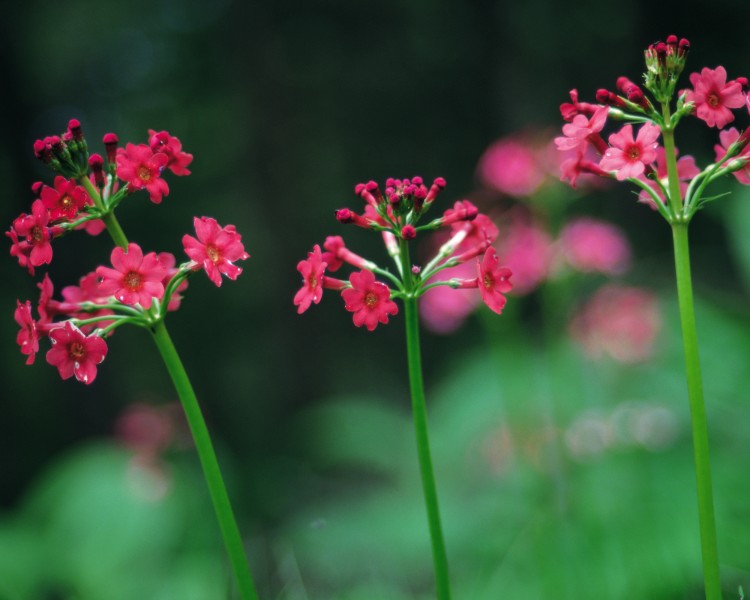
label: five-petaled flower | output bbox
[599,123,661,181]
[294,245,328,314]
[97,243,167,308]
[477,247,513,315]
[40,176,91,222]
[46,322,108,385]
[342,269,398,331]
[685,66,746,129]
[182,216,249,287]
[116,143,170,203]
[12,200,54,267]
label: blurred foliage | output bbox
[2,0,750,598]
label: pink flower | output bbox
[97,243,167,308]
[116,143,170,203]
[685,66,746,129]
[46,322,108,384]
[148,130,193,176]
[7,227,34,274]
[570,285,661,363]
[15,300,39,365]
[559,218,631,276]
[477,247,513,314]
[158,252,189,311]
[559,147,609,188]
[554,106,608,153]
[40,176,90,222]
[599,123,661,181]
[637,147,700,207]
[294,245,328,314]
[420,260,481,334]
[714,127,750,185]
[12,200,53,267]
[452,213,499,261]
[341,269,398,331]
[477,137,546,197]
[182,217,249,287]
[495,218,553,295]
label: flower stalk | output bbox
[400,240,452,600]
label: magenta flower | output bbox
[148,130,193,176]
[15,300,39,365]
[342,269,398,331]
[477,247,513,314]
[294,245,328,314]
[40,176,90,222]
[12,199,53,267]
[182,217,249,287]
[559,218,631,276]
[477,137,546,197]
[97,243,167,308]
[46,321,108,384]
[599,123,661,181]
[637,147,700,207]
[554,106,608,153]
[685,66,746,129]
[714,127,750,185]
[116,143,170,203]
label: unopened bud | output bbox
[103,133,119,164]
[89,153,105,186]
[68,119,83,141]
[401,225,416,240]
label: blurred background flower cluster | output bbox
[1,1,750,598]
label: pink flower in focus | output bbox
[12,200,54,267]
[558,146,610,188]
[46,322,108,384]
[559,218,631,276]
[570,285,661,363]
[477,138,546,197]
[182,217,249,287]
[452,213,499,261]
[7,228,34,274]
[97,243,167,308]
[40,176,90,221]
[637,147,700,208]
[599,123,661,181]
[685,67,746,129]
[496,218,553,295]
[148,130,193,176]
[477,247,513,314]
[554,106,608,153]
[294,245,328,314]
[342,269,398,331]
[15,300,39,365]
[420,260,481,334]
[116,144,170,203]
[714,127,750,185]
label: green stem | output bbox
[151,321,259,600]
[660,103,684,219]
[400,242,451,600]
[671,224,722,600]
[90,190,259,598]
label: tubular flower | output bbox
[477,247,513,314]
[341,269,398,331]
[294,245,328,314]
[599,123,661,181]
[12,200,54,267]
[97,243,167,308]
[714,127,750,185]
[15,300,39,365]
[46,322,108,384]
[685,66,746,129]
[554,106,609,153]
[182,217,249,287]
[116,143,170,203]
[148,130,193,176]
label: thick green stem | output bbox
[660,103,684,219]
[671,223,722,600]
[400,243,451,600]
[151,321,259,600]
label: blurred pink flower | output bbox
[420,259,481,334]
[570,285,661,363]
[558,218,631,276]
[496,215,553,295]
[477,137,546,198]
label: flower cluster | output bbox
[294,177,512,330]
[555,35,750,222]
[10,120,248,384]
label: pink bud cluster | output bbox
[10,120,249,384]
[555,35,750,212]
[294,177,513,331]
